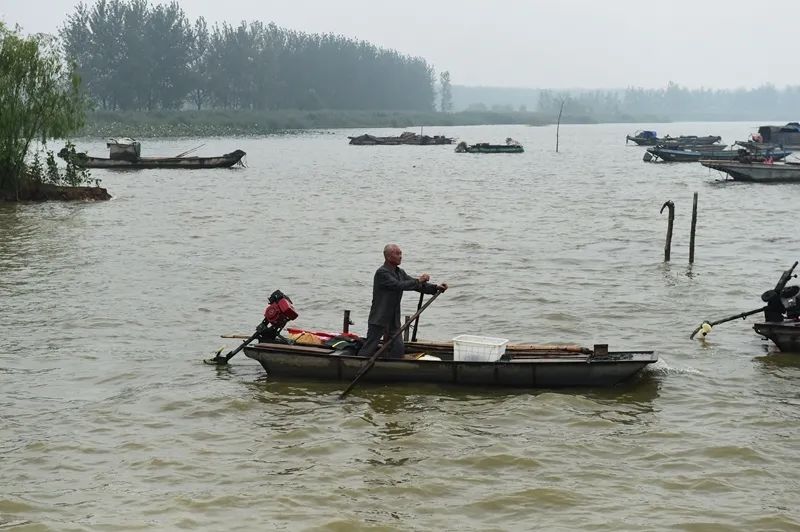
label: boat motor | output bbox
[257,290,299,342]
[760,262,799,322]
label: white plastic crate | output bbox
[452,334,509,362]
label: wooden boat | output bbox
[754,122,800,150]
[59,138,246,169]
[455,139,524,153]
[243,338,657,389]
[645,146,790,163]
[700,160,800,182]
[627,131,722,147]
[212,290,655,389]
[753,321,800,352]
[692,262,800,352]
[626,130,659,145]
[348,131,454,145]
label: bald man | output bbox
[357,244,448,359]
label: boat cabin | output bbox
[756,122,800,148]
[106,138,141,161]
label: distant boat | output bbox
[753,122,800,150]
[626,130,722,146]
[59,138,246,169]
[626,130,659,145]
[455,138,524,153]
[348,131,454,145]
[700,159,800,182]
[644,145,791,163]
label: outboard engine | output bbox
[257,290,298,342]
[761,262,799,322]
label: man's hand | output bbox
[437,282,449,293]
[418,273,430,283]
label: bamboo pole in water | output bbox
[660,200,675,262]
[555,99,565,153]
[342,309,351,333]
[689,192,698,263]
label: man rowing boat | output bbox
[357,244,448,359]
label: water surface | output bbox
[2,122,799,530]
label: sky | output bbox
[2,0,799,90]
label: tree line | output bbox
[60,0,436,112]
[536,82,800,121]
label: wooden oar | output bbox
[340,291,442,399]
[689,306,766,340]
[410,292,424,342]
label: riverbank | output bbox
[79,109,666,138]
[0,182,111,202]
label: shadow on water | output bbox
[754,350,800,380]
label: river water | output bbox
[2,122,799,530]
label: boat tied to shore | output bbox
[58,138,246,169]
[205,289,658,389]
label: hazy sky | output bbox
[2,0,798,90]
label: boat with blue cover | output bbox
[645,145,791,163]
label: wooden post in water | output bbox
[660,200,675,262]
[555,99,565,153]
[689,192,698,264]
[342,310,352,334]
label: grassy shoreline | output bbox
[80,109,666,138]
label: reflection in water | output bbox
[755,352,800,379]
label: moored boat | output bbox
[645,145,790,163]
[59,138,246,169]
[754,122,800,150]
[455,138,524,153]
[627,130,722,146]
[348,131,454,145]
[700,160,800,182]
[626,130,659,145]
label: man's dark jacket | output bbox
[367,264,439,329]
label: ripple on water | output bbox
[2,124,800,529]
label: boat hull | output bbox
[647,147,790,163]
[753,321,800,352]
[700,160,800,182]
[348,133,453,145]
[627,134,721,146]
[458,145,524,154]
[72,150,246,169]
[243,343,657,388]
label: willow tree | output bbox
[0,24,86,198]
